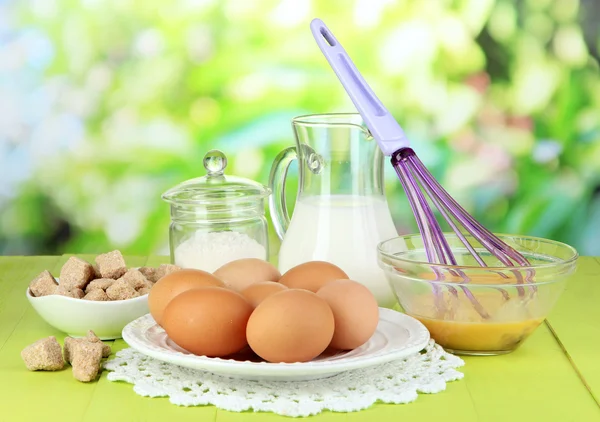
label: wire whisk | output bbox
[310,19,534,319]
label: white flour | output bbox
[174,231,267,273]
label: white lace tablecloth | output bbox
[105,340,464,417]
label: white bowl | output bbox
[26,279,149,340]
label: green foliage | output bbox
[0,0,599,256]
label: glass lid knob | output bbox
[203,149,227,176]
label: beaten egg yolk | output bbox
[413,314,543,352]
[402,280,544,353]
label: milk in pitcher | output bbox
[278,194,398,308]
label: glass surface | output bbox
[292,113,385,198]
[271,113,400,308]
[162,150,270,206]
[163,150,270,271]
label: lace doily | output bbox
[105,340,464,417]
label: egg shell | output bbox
[317,279,379,350]
[240,281,288,308]
[162,287,253,357]
[279,261,349,293]
[214,259,281,291]
[148,269,224,325]
[246,289,335,363]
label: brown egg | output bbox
[148,269,224,325]
[317,279,379,350]
[246,289,334,363]
[162,287,253,357]
[214,258,281,291]
[240,281,288,308]
[279,261,349,293]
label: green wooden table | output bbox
[1,255,599,422]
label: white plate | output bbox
[121,308,430,381]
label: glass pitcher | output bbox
[269,113,399,308]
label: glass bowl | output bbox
[377,234,578,355]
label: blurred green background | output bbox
[1,0,599,257]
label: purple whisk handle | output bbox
[310,19,410,156]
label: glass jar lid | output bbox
[162,150,271,206]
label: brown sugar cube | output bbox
[84,278,114,294]
[135,279,153,291]
[21,336,64,371]
[95,250,127,279]
[29,270,58,297]
[71,341,103,382]
[92,264,102,278]
[83,289,109,301]
[122,269,148,290]
[64,333,111,363]
[156,264,182,281]
[86,330,111,357]
[59,257,94,291]
[72,288,85,298]
[55,285,84,299]
[133,277,153,295]
[137,287,151,296]
[63,336,77,363]
[138,266,159,283]
[106,279,139,301]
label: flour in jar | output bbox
[174,231,267,273]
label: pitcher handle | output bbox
[268,146,297,240]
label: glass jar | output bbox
[161,150,271,273]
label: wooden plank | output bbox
[1,256,599,421]
[217,410,348,421]
[85,323,600,422]
[0,255,148,422]
[546,256,600,406]
[0,255,86,421]
[456,323,599,421]
[83,254,216,421]
[74,255,150,422]
[0,257,61,352]
[84,255,175,420]
[349,324,599,422]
